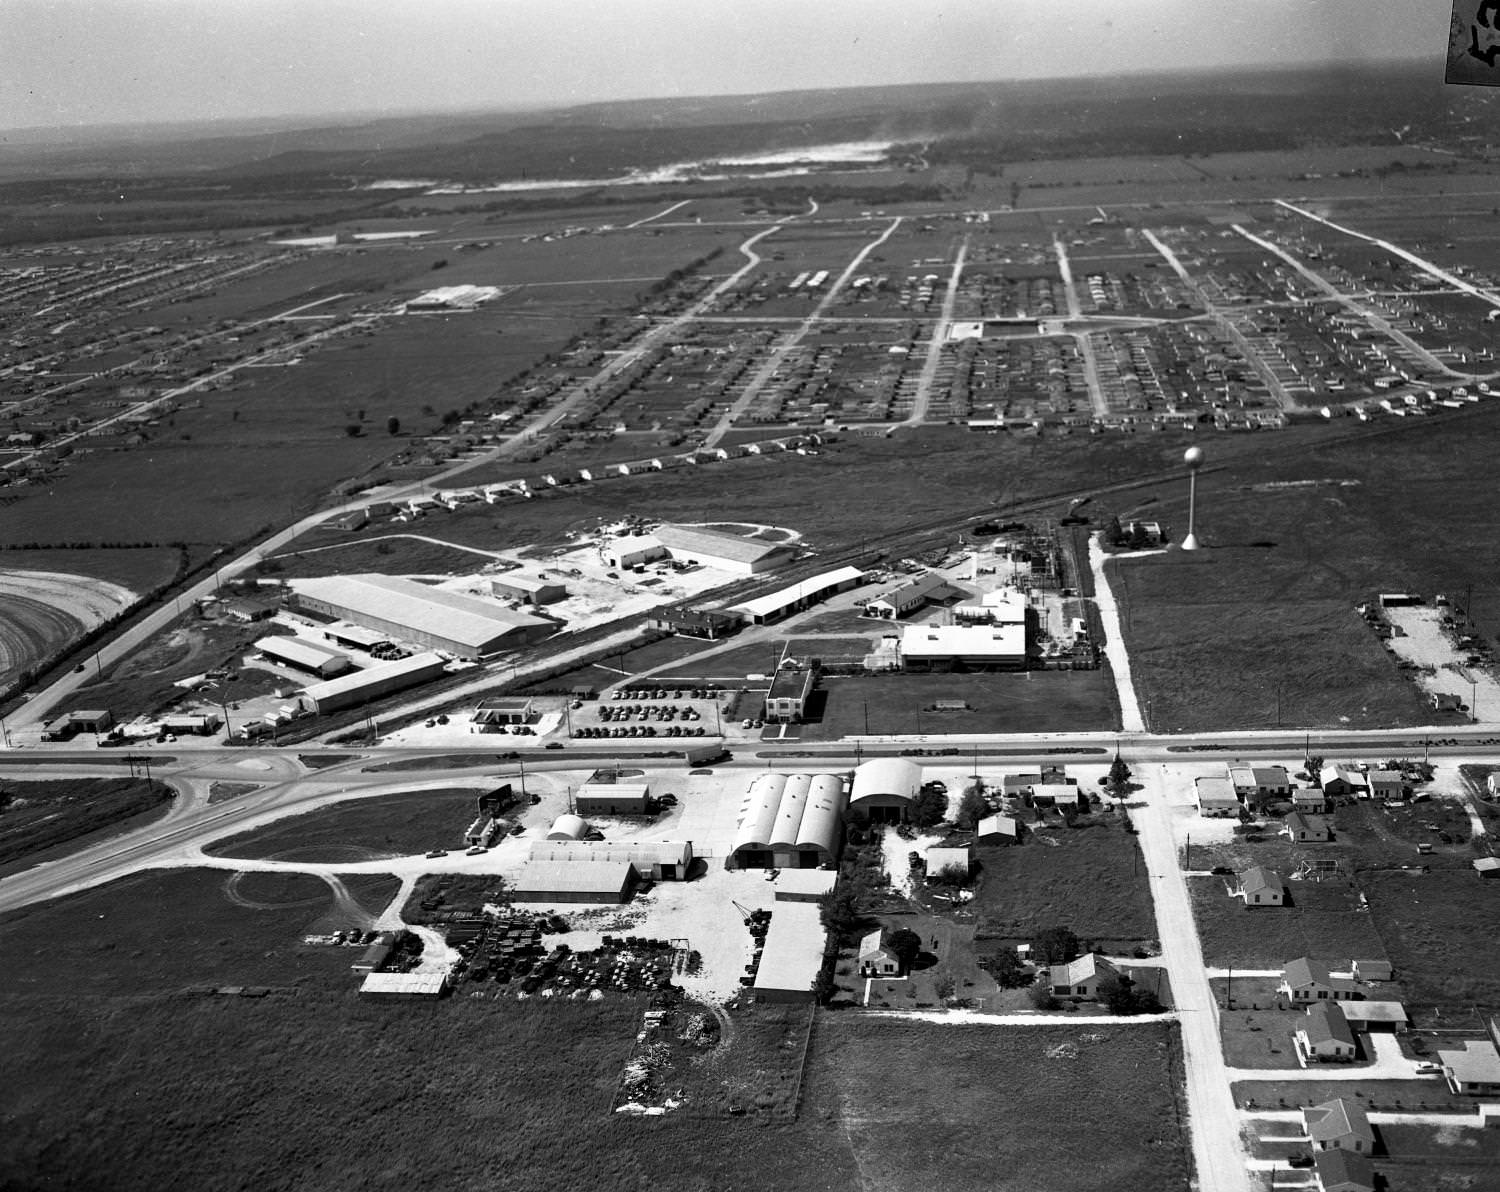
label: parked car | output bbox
[425,849,448,859]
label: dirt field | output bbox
[0,569,138,689]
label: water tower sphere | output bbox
[1184,446,1204,470]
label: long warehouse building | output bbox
[291,574,555,659]
[301,651,449,715]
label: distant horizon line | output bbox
[0,54,1443,143]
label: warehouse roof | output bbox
[256,635,347,669]
[360,971,447,995]
[293,574,551,652]
[655,524,789,566]
[301,651,447,704]
[511,859,635,899]
[752,901,827,997]
[899,623,1026,658]
[732,566,865,619]
[850,758,922,806]
[526,840,690,868]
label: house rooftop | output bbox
[1302,1097,1373,1146]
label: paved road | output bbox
[906,234,969,424]
[1134,762,1252,1192]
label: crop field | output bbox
[0,547,182,593]
[970,816,1155,945]
[1362,870,1500,1012]
[1188,877,1388,971]
[1108,407,1500,732]
[803,1017,1191,1192]
[205,787,492,862]
[0,778,175,876]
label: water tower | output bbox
[1181,446,1204,551]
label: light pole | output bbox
[1181,445,1204,550]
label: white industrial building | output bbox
[751,901,828,1004]
[849,758,923,824]
[731,566,866,625]
[603,534,668,570]
[527,839,693,881]
[899,623,1027,670]
[953,587,1029,625]
[575,783,651,817]
[731,772,846,869]
[511,859,636,903]
[255,635,352,678]
[300,651,449,715]
[653,524,793,575]
[292,574,555,658]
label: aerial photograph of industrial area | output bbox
[5,1,1500,1189]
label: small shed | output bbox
[976,814,1021,845]
[1475,857,1500,879]
[546,814,592,841]
[1350,958,1393,983]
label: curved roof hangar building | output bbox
[732,772,846,869]
[849,758,923,824]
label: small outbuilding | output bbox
[574,783,651,817]
[1194,777,1240,817]
[546,814,592,841]
[976,814,1022,845]
[1474,857,1500,879]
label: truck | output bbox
[684,744,728,767]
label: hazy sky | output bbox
[0,0,1451,132]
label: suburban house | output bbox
[1293,788,1330,814]
[1314,1148,1375,1192]
[1319,765,1367,800]
[1195,776,1241,817]
[1282,812,1333,844]
[1048,953,1117,1001]
[1437,1039,1500,1095]
[1297,1002,1358,1063]
[1237,866,1288,907]
[1366,768,1405,802]
[1280,957,1362,1004]
[858,929,902,977]
[976,814,1022,845]
[1302,1097,1375,1153]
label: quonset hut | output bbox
[848,758,923,824]
[731,772,846,869]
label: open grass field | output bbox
[267,533,504,578]
[1109,406,1500,732]
[804,1017,1191,1192]
[1188,876,1388,971]
[971,815,1155,945]
[0,867,399,995]
[0,547,182,593]
[205,786,491,862]
[1362,870,1500,1013]
[0,778,175,876]
[811,669,1120,738]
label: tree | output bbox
[1305,755,1325,785]
[1029,978,1058,1011]
[935,862,971,888]
[887,928,922,973]
[386,416,401,436]
[819,885,865,944]
[985,946,1031,989]
[912,786,948,828]
[1106,753,1131,797]
[1099,972,1164,1016]
[956,784,988,830]
[1033,925,1081,966]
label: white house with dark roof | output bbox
[1237,866,1288,907]
[1302,1097,1375,1153]
[1280,957,1361,1004]
[1297,1002,1357,1063]
[1283,812,1332,843]
[1047,953,1117,1001]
